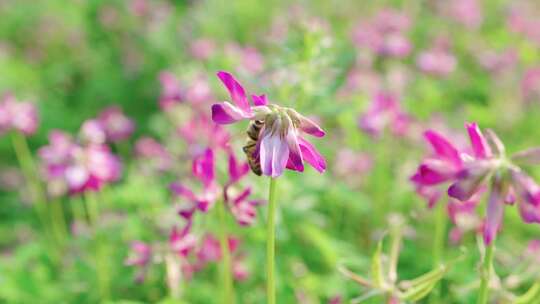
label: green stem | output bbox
[50,198,68,243]
[217,200,235,304]
[430,201,447,303]
[267,178,278,304]
[85,191,110,301]
[477,241,495,304]
[10,132,53,241]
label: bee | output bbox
[242,119,264,176]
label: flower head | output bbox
[412,122,540,244]
[98,106,135,142]
[211,71,326,178]
[0,93,39,136]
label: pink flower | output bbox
[65,144,122,194]
[227,188,265,226]
[124,240,152,283]
[445,0,483,29]
[125,241,152,267]
[412,122,540,244]
[170,222,197,258]
[134,137,172,172]
[177,113,231,154]
[189,38,216,61]
[170,148,219,218]
[79,119,107,145]
[38,130,78,197]
[211,71,326,178]
[522,67,540,102]
[0,93,39,136]
[417,38,457,77]
[98,106,135,142]
[159,71,183,111]
[351,9,411,58]
[358,91,411,138]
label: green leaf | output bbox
[400,266,446,302]
[514,282,540,304]
[371,238,385,288]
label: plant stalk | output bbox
[267,178,278,304]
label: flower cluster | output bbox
[358,91,411,138]
[79,106,134,144]
[0,93,39,136]
[412,122,540,244]
[211,71,326,178]
[39,125,122,197]
[351,9,412,58]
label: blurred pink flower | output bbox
[134,136,172,172]
[352,9,411,58]
[211,71,326,177]
[0,93,39,136]
[65,144,122,194]
[446,0,483,29]
[170,223,197,257]
[358,91,411,138]
[159,71,183,111]
[225,44,265,75]
[522,67,540,102]
[334,149,373,186]
[98,106,135,142]
[125,241,152,267]
[507,5,540,46]
[190,38,216,61]
[79,119,107,145]
[417,38,457,77]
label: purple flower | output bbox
[445,0,483,29]
[159,71,183,111]
[65,144,122,194]
[522,67,540,102]
[124,240,152,283]
[0,93,39,136]
[98,106,135,142]
[170,223,197,258]
[416,38,457,77]
[358,91,411,138]
[38,130,78,197]
[125,241,152,267]
[412,122,540,244]
[170,148,219,218]
[79,119,107,145]
[134,136,172,172]
[351,9,411,58]
[211,71,326,178]
[227,188,265,226]
[189,38,216,61]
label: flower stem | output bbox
[50,198,68,243]
[217,200,235,304]
[430,201,447,303]
[85,191,110,301]
[10,132,54,242]
[267,178,278,304]
[477,241,495,304]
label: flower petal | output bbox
[297,136,326,173]
[192,149,215,187]
[211,102,251,124]
[299,115,325,137]
[484,184,504,245]
[251,94,268,106]
[286,128,304,172]
[512,147,540,166]
[448,160,493,201]
[466,122,492,159]
[216,71,251,113]
[424,130,462,166]
[260,131,290,178]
